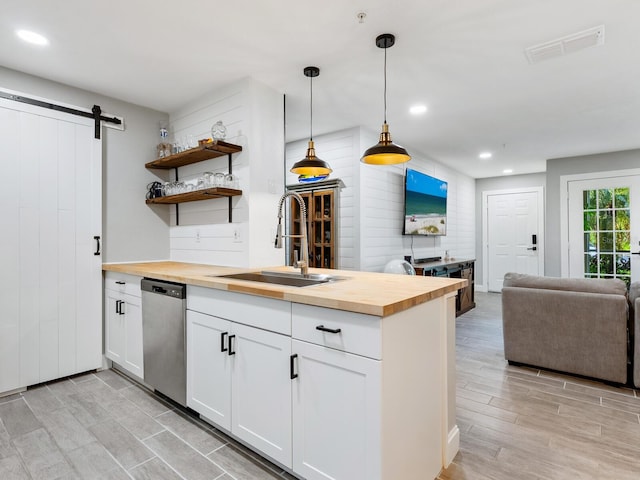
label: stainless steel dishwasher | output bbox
[141,278,187,407]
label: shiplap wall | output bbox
[168,78,284,267]
[285,127,361,270]
[286,127,476,272]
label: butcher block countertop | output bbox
[103,261,466,317]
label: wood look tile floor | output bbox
[2,292,640,479]
[0,370,291,479]
[440,292,640,480]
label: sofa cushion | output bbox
[503,272,627,296]
[629,281,640,306]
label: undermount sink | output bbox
[214,271,342,288]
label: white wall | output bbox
[359,129,476,272]
[286,127,476,272]
[168,78,284,268]
[0,66,170,263]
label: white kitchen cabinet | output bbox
[187,310,232,428]
[231,322,292,466]
[186,285,453,480]
[291,299,448,480]
[291,339,381,480]
[186,286,292,467]
[104,273,144,379]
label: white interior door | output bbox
[568,176,640,287]
[485,189,544,292]
[0,95,102,393]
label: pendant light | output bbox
[291,66,333,178]
[361,33,411,165]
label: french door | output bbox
[568,176,640,287]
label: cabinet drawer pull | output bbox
[290,354,298,379]
[228,335,236,355]
[316,325,341,334]
[220,332,228,352]
[115,281,125,285]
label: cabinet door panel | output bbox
[187,310,232,430]
[104,291,124,364]
[292,339,381,480]
[231,323,292,467]
[123,294,143,379]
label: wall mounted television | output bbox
[403,168,448,236]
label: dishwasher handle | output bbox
[141,278,186,299]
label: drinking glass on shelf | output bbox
[187,135,197,148]
[214,172,225,187]
[202,172,214,188]
[224,174,238,189]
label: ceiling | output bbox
[2,0,639,178]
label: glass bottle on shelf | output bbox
[211,121,227,143]
[157,126,171,158]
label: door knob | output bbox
[527,246,537,251]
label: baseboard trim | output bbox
[444,425,460,467]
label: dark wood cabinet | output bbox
[414,259,475,316]
[289,189,336,269]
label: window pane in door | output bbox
[615,188,630,208]
[584,190,598,209]
[598,189,613,208]
[581,187,631,287]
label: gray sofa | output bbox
[501,273,629,384]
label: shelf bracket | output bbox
[174,167,180,226]
[227,153,233,223]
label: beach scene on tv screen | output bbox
[404,171,447,235]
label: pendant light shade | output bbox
[291,66,332,178]
[361,33,411,165]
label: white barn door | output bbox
[0,96,102,394]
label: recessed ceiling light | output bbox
[16,29,48,46]
[479,152,492,159]
[409,104,427,115]
[503,169,513,174]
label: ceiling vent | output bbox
[525,25,605,64]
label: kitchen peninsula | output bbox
[103,261,465,480]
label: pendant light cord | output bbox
[383,44,388,125]
[310,74,313,141]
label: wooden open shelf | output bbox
[145,187,242,205]
[145,141,243,169]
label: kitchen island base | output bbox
[187,286,458,480]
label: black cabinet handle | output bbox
[316,325,341,334]
[228,335,236,355]
[115,300,121,314]
[94,236,101,255]
[115,281,125,285]
[290,354,298,379]
[119,300,125,315]
[221,332,228,352]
